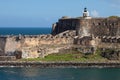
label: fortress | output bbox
[0,8,120,60]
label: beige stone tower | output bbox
[76,8,92,37]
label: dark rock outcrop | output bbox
[101,49,120,60]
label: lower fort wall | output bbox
[0,30,75,59]
[0,31,120,59]
[4,37,21,56]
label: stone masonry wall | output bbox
[76,19,92,37]
[52,17,120,37]
[0,37,6,55]
[0,30,75,59]
[4,36,21,56]
[91,18,120,37]
[52,18,79,35]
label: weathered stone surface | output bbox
[101,49,120,60]
[0,32,75,58]
[0,56,16,61]
[52,17,120,37]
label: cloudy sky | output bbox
[0,0,119,27]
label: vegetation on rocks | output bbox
[20,50,107,62]
[109,16,119,18]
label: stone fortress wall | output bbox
[52,8,120,55]
[52,17,120,37]
[0,8,120,59]
[0,30,76,59]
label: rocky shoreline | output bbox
[0,61,120,68]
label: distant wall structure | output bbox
[52,17,120,37]
[52,18,79,35]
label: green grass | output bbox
[20,50,107,62]
[42,53,82,61]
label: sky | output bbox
[0,0,120,27]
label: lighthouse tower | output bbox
[83,8,91,19]
[76,8,92,37]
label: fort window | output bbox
[112,23,115,26]
[98,23,101,25]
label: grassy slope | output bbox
[20,50,107,62]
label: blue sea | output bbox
[0,27,120,80]
[0,67,120,80]
[0,27,51,35]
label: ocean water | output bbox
[0,27,120,80]
[0,67,120,80]
[0,27,51,35]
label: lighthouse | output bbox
[83,8,91,19]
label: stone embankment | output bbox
[0,61,120,68]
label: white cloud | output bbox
[91,10,99,17]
